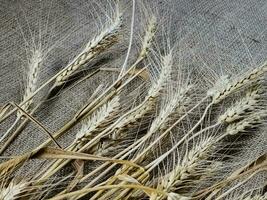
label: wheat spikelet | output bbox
[218,89,261,124]
[226,112,266,136]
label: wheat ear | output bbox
[208,63,266,104]
[53,5,122,89]
[37,95,121,181]
[0,50,42,144]
[155,137,218,199]
[75,95,120,148]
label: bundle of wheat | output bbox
[0,0,266,200]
